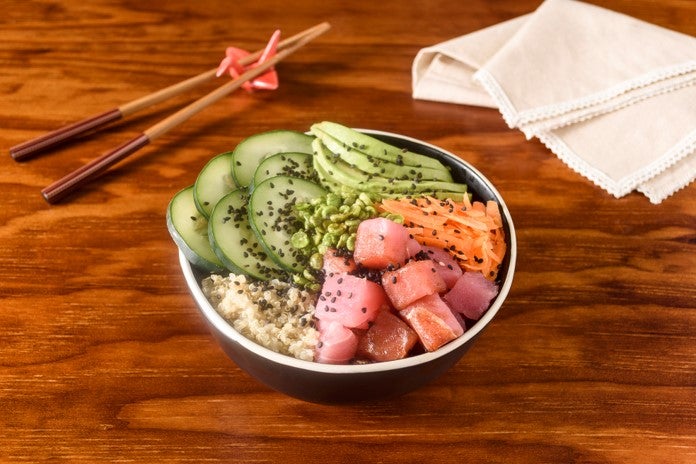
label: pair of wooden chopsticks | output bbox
[12,22,330,204]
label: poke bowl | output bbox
[173,122,517,403]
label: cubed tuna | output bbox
[322,248,357,276]
[355,310,418,362]
[353,217,411,269]
[315,273,389,329]
[422,245,463,289]
[443,272,499,320]
[399,293,463,352]
[315,321,359,364]
[381,259,447,310]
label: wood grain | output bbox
[1,1,694,463]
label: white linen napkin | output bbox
[412,0,696,203]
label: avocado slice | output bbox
[310,121,446,171]
[312,139,468,197]
[311,125,453,183]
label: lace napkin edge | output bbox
[536,129,696,201]
[637,170,696,204]
[474,61,696,129]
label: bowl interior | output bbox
[180,129,517,374]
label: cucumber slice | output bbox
[208,188,284,280]
[231,130,314,188]
[166,186,224,272]
[248,175,327,272]
[252,152,315,188]
[193,151,237,218]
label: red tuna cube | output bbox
[356,310,418,362]
[381,259,447,310]
[322,248,357,276]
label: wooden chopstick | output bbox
[40,22,330,204]
[10,22,330,161]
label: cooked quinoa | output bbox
[202,273,319,361]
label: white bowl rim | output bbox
[179,129,517,375]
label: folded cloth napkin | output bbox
[412,0,696,203]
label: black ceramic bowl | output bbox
[178,129,517,403]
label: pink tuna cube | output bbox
[406,238,423,258]
[315,321,359,364]
[353,217,411,269]
[315,273,388,329]
[421,245,463,289]
[443,272,499,320]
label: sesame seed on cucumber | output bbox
[231,130,314,188]
[166,186,224,273]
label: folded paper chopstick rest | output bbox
[413,0,696,203]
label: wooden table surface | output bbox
[1,0,694,462]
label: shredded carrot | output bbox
[378,196,507,280]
